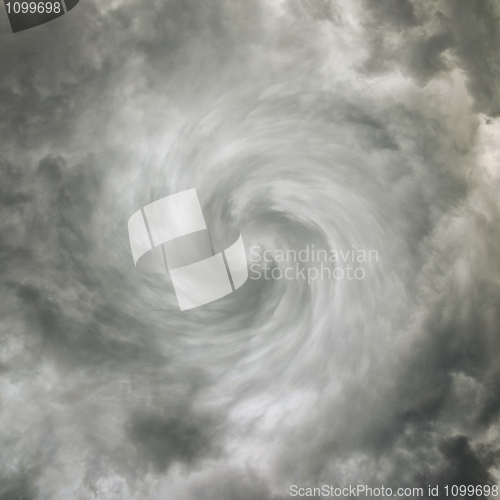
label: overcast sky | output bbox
[1,0,500,498]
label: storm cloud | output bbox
[0,0,500,498]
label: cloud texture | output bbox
[1,0,500,498]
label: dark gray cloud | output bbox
[128,409,221,473]
[364,0,418,29]
[446,0,500,117]
[362,0,500,115]
[0,0,500,498]
[0,467,39,500]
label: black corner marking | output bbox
[64,0,78,12]
[3,0,79,33]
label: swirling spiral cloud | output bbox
[0,0,500,498]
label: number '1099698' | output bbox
[2,0,79,33]
[6,2,61,13]
[444,485,498,496]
